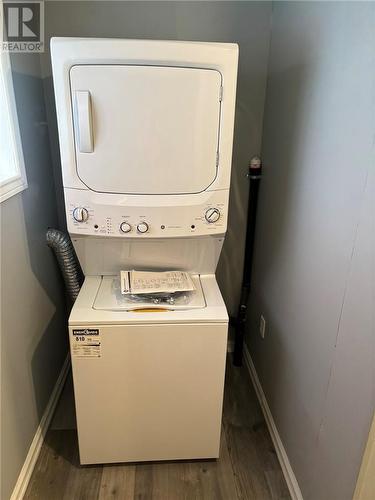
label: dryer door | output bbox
[69,65,222,195]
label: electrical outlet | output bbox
[259,315,266,339]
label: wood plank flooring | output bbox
[25,358,290,499]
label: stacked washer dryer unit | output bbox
[51,38,238,465]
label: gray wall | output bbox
[40,0,272,316]
[1,54,68,499]
[247,3,375,499]
[2,3,373,499]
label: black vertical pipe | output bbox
[233,157,262,366]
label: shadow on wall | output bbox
[13,70,69,420]
[247,61,311,342]
[216,92,254,318]
[30,311,68,421]
[255,63,311,293]
[42,76,67,232]
[246,61,313,444]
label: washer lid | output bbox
[70,65,222,195]
[93,275,206,311]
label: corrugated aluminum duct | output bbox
[46,228,84,302]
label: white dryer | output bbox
[51,38,238,464]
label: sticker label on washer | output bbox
[72,329,101,358]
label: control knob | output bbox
[73,207,89,223]
[120,222,132,233]
[205,208,220,223]
[137,222,149,234]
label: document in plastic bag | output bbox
[120,270,196,295]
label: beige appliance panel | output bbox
[70,65,221,195]
[70,322,228,464]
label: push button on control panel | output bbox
[120,222,132,233]
[205,208,220,223]
[137,222,149,233]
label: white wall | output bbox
[0,55,68,499]
[248,3,375,499]
[40,0,272,316]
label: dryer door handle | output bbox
[74,90,94,153]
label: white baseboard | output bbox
[10,354,71,500]
[243,345,303,500]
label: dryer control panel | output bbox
[65,188,228,238]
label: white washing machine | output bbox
[51,38,238,464]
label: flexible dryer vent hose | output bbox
[46,228,84,303]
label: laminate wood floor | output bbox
[25,358,290,500]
